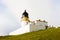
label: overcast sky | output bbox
[0,0,60,35]
[4,0,60,26]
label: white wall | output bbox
[9,21,48,35]
[30,22,48,32]
[9,21,30,35]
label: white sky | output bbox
[4,0,60,26]
[5,0,51,23]
[0,0,60,35]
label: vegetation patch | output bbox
[0,27,60,40]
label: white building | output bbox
[9,10,48,35]
[30,20,48,32]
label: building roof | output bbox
[35,19,48,23]
[22,10,29,18]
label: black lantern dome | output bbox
[22,10,29,18]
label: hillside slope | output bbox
[0,28,60,40]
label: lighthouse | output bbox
[9,10,48,35]
[21,10,30,22]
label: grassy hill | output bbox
[0,27,60,40]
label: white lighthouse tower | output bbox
[9,10,30,35]
[9,10,48,35]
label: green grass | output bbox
[0,28,60,40]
